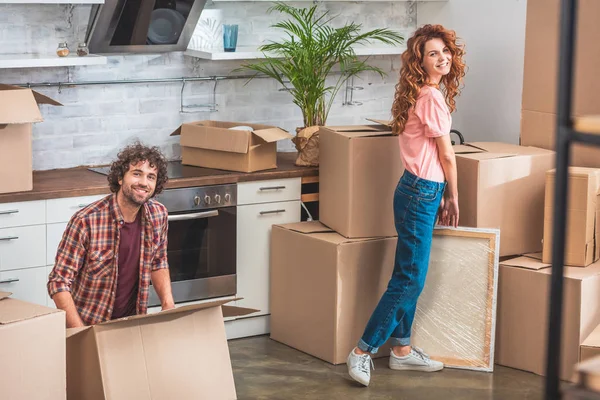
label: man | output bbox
[48,143,175,327]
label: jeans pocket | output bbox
[399,182,437,202]
[394,187,413,226]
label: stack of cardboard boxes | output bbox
[268,121,560,368]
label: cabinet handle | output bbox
[0,278,19,284]
[0,236,18,241]
[259,186,286,191]
[259,209,286,215]
[0,209,19,215]
[77,204,88,208]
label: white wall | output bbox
[417,0,528,144]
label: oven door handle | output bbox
[168,210,219,221]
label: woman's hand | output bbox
[441,195,459,228]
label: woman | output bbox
[347,24,466,387]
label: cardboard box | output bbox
[66,299,255,400]
[543,168,600,267]
[171,120,293,173]
[495,255,600,382]
[0,84,61,194]
[270,221,397,364]
[581,324,600,364]
[319,121,404,238]
[455,142,555,256]
[0,291,66,400]
[520,0,600,165]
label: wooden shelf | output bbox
[0,54,107,69]
[185,45,406,61]
[574,116,600,135]
[0,0,104,3]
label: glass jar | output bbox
[56,42,70,57]
[77,43,89,57]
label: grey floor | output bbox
[229,335,561,400]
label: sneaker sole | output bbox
[348,369,370,386]
[389,364,444,372]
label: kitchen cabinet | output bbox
[0,265,48,306]
[231,178,302,337]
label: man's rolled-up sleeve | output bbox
[47,215,88,298]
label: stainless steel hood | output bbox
[86,0,207,54]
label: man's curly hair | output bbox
[107,143,169,197]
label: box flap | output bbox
[0,89,44,124]
[453,144,484,154]
[461,152,518,161]
[253,127,294,143]
[583,325,600,348]
[0,291,11,301]
[0,296,62,325]
[179,122,250,154]
[275,221,331,234]
[0,84,62,106]
[500,256,550,270]
[546,167,600,179]
[222,305,260,318]
[66,325,92,338]
[524,252,543,260]
[98,298,237,326]
[365,118,392,126]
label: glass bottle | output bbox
[56,42,70,57]
[77,43,89,57]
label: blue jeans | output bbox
[358,170,446,354]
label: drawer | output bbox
[46,194,107,224]
[0,200,46,228]
[0,225,46,271]
[0,266,49,307]
[47,222,68,265]
[237,178,301,205]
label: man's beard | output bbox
[122,183,153,206]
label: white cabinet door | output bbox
[0,225,46,271]
[46,222,68,265]
[46,194,106,224]
[0,266,49,306]
[0,200,45,229]
[236,200,301,316]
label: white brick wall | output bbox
[0,2,415,170]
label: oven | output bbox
[149,184,237,306]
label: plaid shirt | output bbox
[47,194,169,326]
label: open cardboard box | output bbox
[171,120,293,173]
[0,291,66,399]
[319,119,403,238]
[455,142,555,256]
[66,298,256,400]
[0,84,62,194]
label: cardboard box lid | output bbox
[171,120,293,154]
[0,291,62,325]
[546,167,600,180]
[66,298,256,334]
[502,256,600,279]
[322,118,393,139]
[0,84,62,106]
[274,221,395,244]
[583,324,600,349]
[500,255,550,271]
[455,142,554,161]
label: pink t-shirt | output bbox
[398,85,451,183]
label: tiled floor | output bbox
[229,335,551,400]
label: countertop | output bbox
[0,152,318,204]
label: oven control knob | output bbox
[194,196,201,206]
[204,195,211,205]
[214,194,221,204]
[224,193,231,203]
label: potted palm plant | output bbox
[236,2,404,166]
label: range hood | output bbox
[86,0,207,54]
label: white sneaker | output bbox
[389,346,444,372]
[347,348,374,386]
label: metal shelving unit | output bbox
[546,0,600,399]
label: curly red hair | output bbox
[391,24,466,135]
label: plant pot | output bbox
[292,126,320,167]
